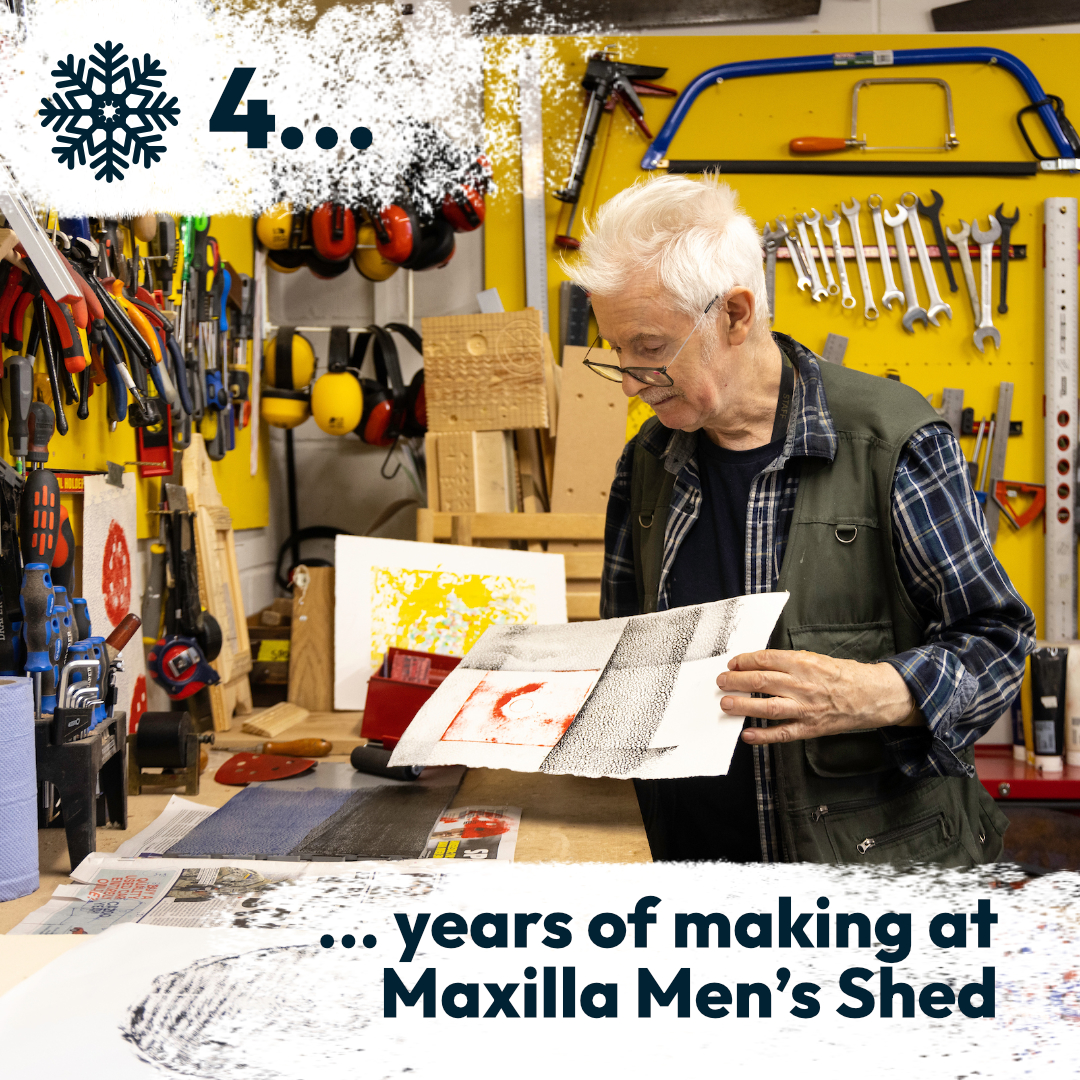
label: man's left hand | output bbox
[716,649,922,745]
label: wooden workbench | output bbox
[0,710,650,941]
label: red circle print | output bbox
[129,675,147,734]
[102,519,131,626]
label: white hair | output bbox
[563,173,769,339]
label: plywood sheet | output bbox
[423,309,548,432]
[551,345,628,514]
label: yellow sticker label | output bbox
[257,639,290,663]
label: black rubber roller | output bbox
[136,711,193,768]
[351,743,423,781]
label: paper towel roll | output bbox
[0,677,39,901]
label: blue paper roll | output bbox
[0,677,39,902]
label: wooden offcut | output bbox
[429,430,513,513]
[182,435,253,732]
[288,565,335,711]
[241,701,310,738]
[423,309,548,432]
[551,345,628,514]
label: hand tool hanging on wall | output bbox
[553,51,672,249]
[822,211,855,310]
[867,195,905,311]
[777,215,811,293]
[793,214,828,301]
[946,220,979,326]
[761,219,789,324]
[882,203,927,332]
[994,204,1020,314]
[916,190,958,293]
[970,215,1002,351]
[983,381,1014,543]
[791,77,960,156]
[0,458,24,677]
[902,192,951,325]
[841,198,878,321]
[643,46,1080,176]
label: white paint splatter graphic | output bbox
[0,0,609,214]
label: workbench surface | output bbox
[0,711,650,942]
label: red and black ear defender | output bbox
[404,215,455,271]
[311,203,357,262]
[266,210,309,273]
[353,322,426,446]
[373,203,421,266]
[441,185,485,232]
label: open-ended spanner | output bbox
[823,211,855,309]
[945,220,979,325]
[794,214,828,301]
[805,209,838,296]
[776,215,811,293]
[994,203,1019,314]
[840,198,878,320]
[867,194,905,312]
[917,189,958,293]
[762,219,789,325]
[970,215,1002,352]
[883,203,928,333]
[902,192,951,325]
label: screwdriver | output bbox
[20,562,55,718]
[2,353,32,470]
[51,504,76,594]
[19,403,60,565]
[71,596,91,641]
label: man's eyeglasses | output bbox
[582,294,721,386]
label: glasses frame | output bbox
[581,293,722,387]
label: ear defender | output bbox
[311,326,364,436]
[261,327,314,429]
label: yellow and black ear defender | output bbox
[256,202,293,250]
[261,327,314,429]
[311,325,363,436]
[353,219,399,282]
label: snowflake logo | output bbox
[39,41,180,183]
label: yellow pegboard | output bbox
[1,215,269,543]
[486,32,1080,636]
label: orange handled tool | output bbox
[215,738,333,757]
[789,137,853,153]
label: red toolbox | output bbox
[361,648,461,750]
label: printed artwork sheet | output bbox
[390,593,789,780]
[334,536,567,709]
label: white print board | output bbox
[333,537,567,709]
[391,594,788,779]
[82,474,147,732]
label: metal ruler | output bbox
[1044,197,1078,641]
[518,48,549,333]
[984,381,1013,545]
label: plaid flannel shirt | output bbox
[601,334,1035,862]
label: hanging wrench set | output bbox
[764,191,1023,349]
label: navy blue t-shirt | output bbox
[641,433,784,864]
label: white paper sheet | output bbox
[333,536,568,709]
[112,795,218,857]
[82,473,148,731]
[390,593,788,779]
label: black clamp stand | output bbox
[34,710,128,872]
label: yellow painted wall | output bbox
[1,215,269,544]
[486,33,1080,636]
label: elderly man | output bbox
[565,174,1034,865]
